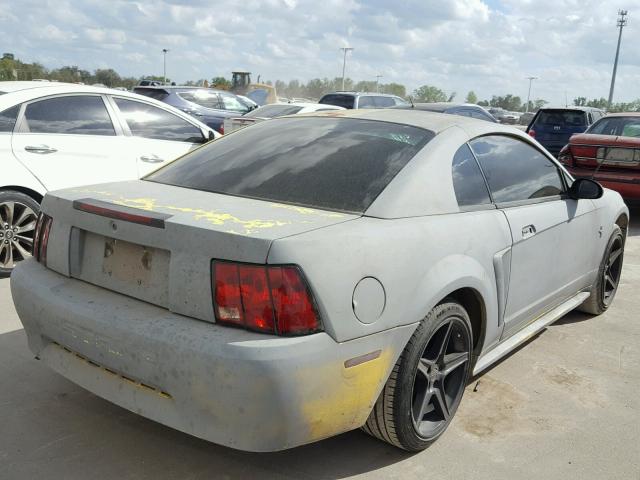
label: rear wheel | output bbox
[577,225,624,315]
[363,301,472,451]
[0,191,40,275]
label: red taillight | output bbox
[213,261,321,336]
[528,129,536,138]
[219,123,224,135]
[33,212,53,265]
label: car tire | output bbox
[577,225,624,316]
[0,190,40,275]
[362,301,473,451]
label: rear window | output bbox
[587,116,640,137]
[319,94,355,109]
[177,91,221,109]
[133,88,169,101]
[244,104,302,118]
[146,117,434,213]
[534,110,586,127]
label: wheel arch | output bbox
[0,185,44,204]
[615,213,628,240]
[442,287,486,359]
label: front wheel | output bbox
[362,301,473,451]
[0,191,40,275]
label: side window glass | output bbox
[452,144,492,207]
[358,96,375,108]
[373,96,395,107]
[23,96,115,135]
[114,98,204,143]
[0,105,20,132]
[219,93,249,113]
[470,135,564,203]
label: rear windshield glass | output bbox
[534,110,586,127]
[146,117,434,213]
[244,104,303,118]
[587,116,640,137]
[319,94,355,109]
[178,91,221,109]
[133,88,169,101]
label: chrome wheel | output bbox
[602,236,624,306]
[411,317,471,439]
[0,201,37,269]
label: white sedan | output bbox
[0,82,218,273]
[223,102,344,133]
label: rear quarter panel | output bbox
[268,210,512,353]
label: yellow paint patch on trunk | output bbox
[298,349,393,441]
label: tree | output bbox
[93,68,120,87]
[489,94,522,111]
[412,85,447,103]
[382,82,406,97]
[465,91,478,104]
[573,97,587,107]
[211,76,231,90]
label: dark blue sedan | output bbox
[133,86,255,133]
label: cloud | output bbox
[4,0,640,102]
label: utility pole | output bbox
[525,76,537,113]
[162,48,169,85]
[375,75,383,93]
[340,47,354,91]
[608,10,628,110]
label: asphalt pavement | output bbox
[0,209,638,480]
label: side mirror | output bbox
[568,178,603,200]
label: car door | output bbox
[469,135,599,338]
[109,97,207,176]
[11,94,136,191]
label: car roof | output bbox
[0,81,79,93]
[134,85,228,94]
[322,91,401,98]
[301,108,522,135]
[538,106,604,112]
[602,111,640,117]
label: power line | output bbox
[607,10,628,109]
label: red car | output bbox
[558,112,640,204]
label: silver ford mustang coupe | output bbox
[11,109,628,452]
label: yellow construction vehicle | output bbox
[230,70,277,105]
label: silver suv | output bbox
[319,91,409,109]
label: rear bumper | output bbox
[11,260,413,451]
[568,166,640,201]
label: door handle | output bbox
[140,155,165,164]
[25,144,57,154]
[522,224,537,239]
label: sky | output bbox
[2,0,640,104]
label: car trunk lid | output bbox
[41,180,358,322]
[570,133,640,170]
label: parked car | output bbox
[501,111,520,124]
[393,102,497,122]
[319,91,409,109]
[138,79,163,87]
[133,86,256,134]
[12,110,628,453]
[518,111,535,126]
[526,107,605,157]
[223,102,345,133]
[558,112,640,205]
[0,82,218,273]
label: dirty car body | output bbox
[12,110,628,452]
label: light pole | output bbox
[525,76,537,113]
[162,48,169,85]
[608,10,628,110]
[375,74,383,93]
[340,47,354,91]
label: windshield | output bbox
[587,116,640,137]
[146,117,434,213]
[244,104,303,118]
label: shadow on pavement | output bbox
[0,328,413,480]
